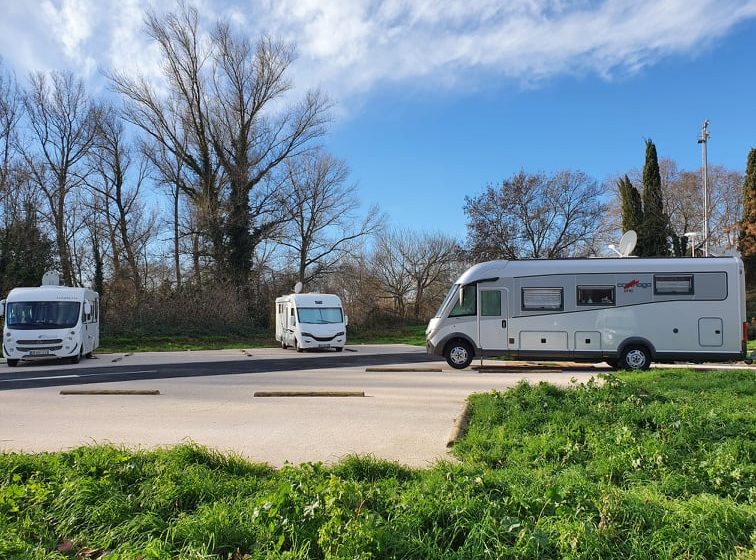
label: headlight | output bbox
[301,332,314,338]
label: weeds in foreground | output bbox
[1,369,753,559]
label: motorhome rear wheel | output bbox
[618,345,651,371]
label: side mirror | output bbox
[344,315,349,326]
[0,299,5,317]
[84,301,92,315]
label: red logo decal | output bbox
[623,279,640,292]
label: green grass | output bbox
[1,369,754,559]
[347,324,427,346]
[99,324,428,353]
[97,334,278,353]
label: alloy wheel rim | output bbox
[450,346,468,364]
[627,350,646,368]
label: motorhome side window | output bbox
[448,285,477,317]
[522,287,563,311]
[577,286,615,306]
[654,275,694,295]
[480,290,501,316]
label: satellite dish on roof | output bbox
[617,230,637,257]
[293,281,303,294]
[41,270,61,286]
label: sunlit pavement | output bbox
[0,345,752,467]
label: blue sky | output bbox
[1,0,755,240]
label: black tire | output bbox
[295,339,304,353]
[618,345,651,371]
[335,346,344,352]
[85,351,93,359]
[444,340,474,369]
[281,339,288,350]
[70,351,81,364]
[6,359,18,367]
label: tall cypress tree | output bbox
[618,174,643,237]
[637,140,670,256]
[738,148,756,288]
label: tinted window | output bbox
[480,290,501,316]
[449,285,477,317]
[6,301,81,329]
[297,307,344,324]
[577,286,615,306]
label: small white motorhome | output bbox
[275,292,347,352]
[1,277,100,366]
[426,256,747,370]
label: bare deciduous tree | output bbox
[110,4,330,283]
[371,233,412,318]
[0,59,23,207]
[372,228,463,321]
[277,150,382,286]
[465,170,606,260]
[144,136,189,288]
[22,71,99,286]
[88,108,157,295]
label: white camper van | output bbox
[275,293,347,352]
[1,285,100,366]
[426,256,747,370]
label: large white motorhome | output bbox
[275,293,347,352]
[426,256,748,370]
[1,282,100,366]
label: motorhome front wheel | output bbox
[445,340,473,369]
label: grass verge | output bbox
[98,324,428,353]
[97,334,277,354]
[1,369,753,559]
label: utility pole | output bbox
[697,120,710,256]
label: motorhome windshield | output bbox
[5,301,81,329]
[297,307,343,324]
[435,284,460,317]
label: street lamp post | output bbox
[697,120,710,256]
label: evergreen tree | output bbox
[618,174,643,237]
[738,148,756,288]
[637,140,670,256]
[0,207,56,296]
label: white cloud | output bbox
[1,0,755,109]
[262,0,756,89]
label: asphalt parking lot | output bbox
[0,344,608,467]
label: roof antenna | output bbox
[609,230,637,257]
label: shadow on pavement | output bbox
[0,351,437,391]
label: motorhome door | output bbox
[478,287,509,352]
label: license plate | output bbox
[318,344,330,348]
[29,349,50,356]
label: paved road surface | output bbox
[3,345,748,467]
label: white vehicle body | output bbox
[275,293,347,351]
[427,256,747,369]
[1,286,100,366]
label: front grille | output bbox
[311,334,337,342]
[17,339,63,345]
